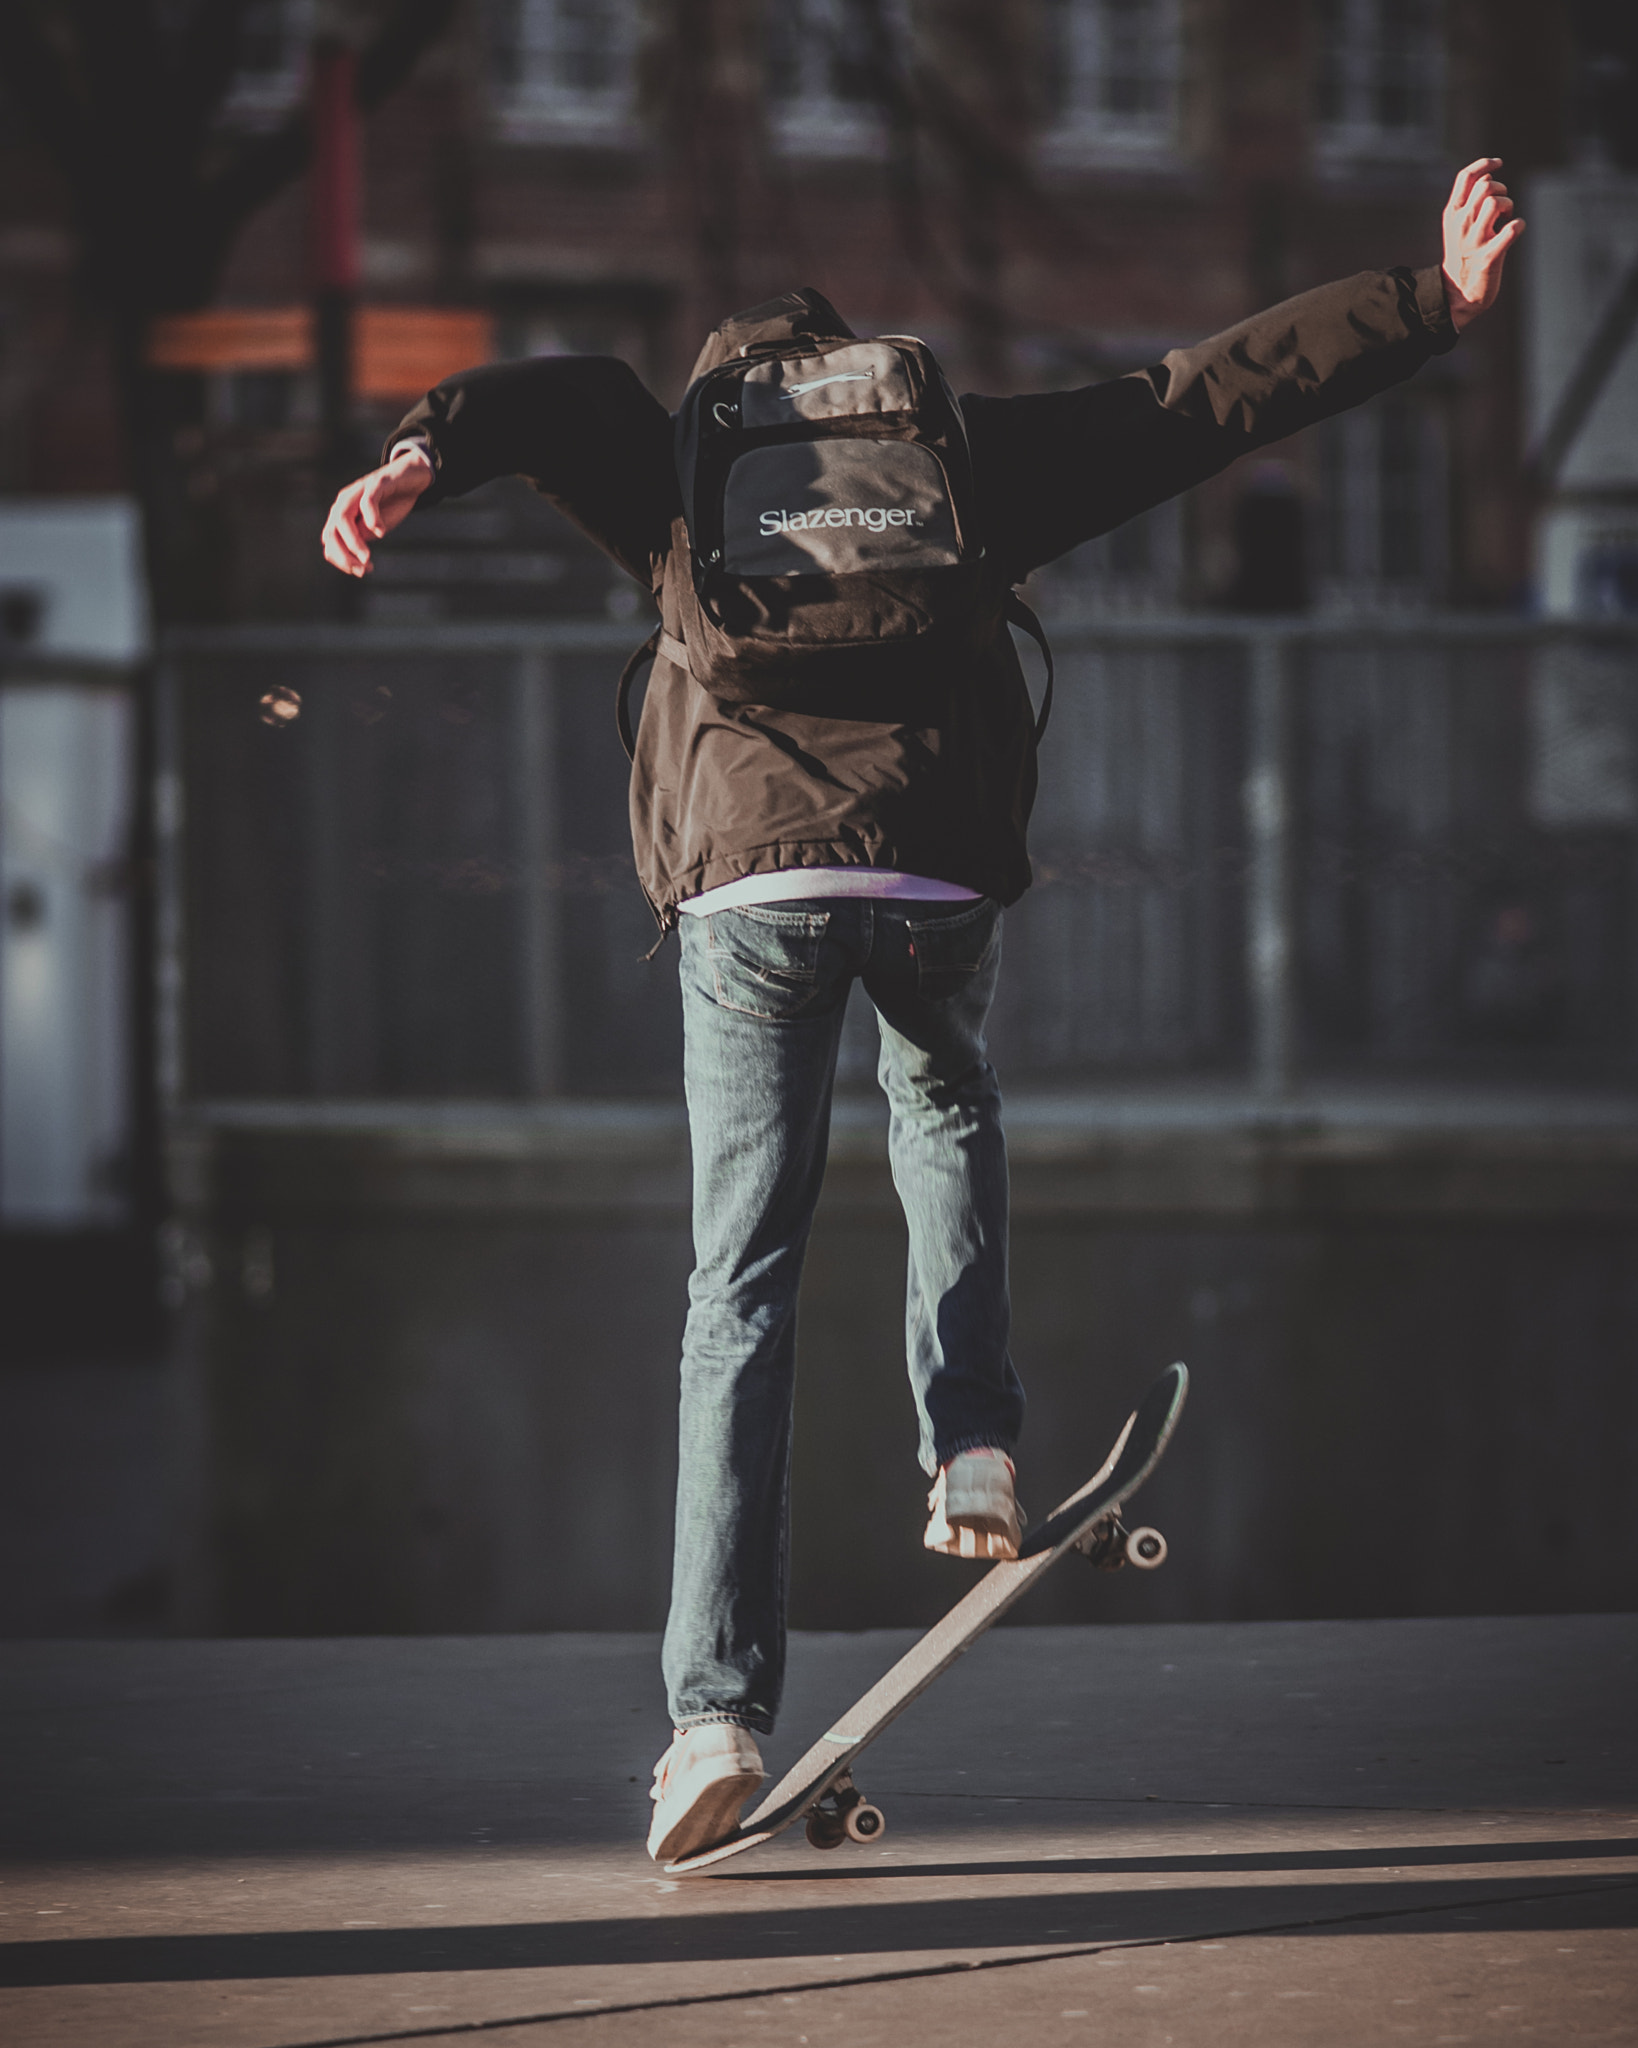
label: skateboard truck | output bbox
[1073,1510,1168,1571]
[802,1770,887,1850]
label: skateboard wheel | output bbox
[1126,1525,1167,1569]
[805,1812,847,1850]
[844,1802,886,1843]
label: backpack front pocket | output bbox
[738,342,917,426]
[722,441,961,577]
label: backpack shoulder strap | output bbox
[1004,591,1055,744]
[616,627,692,760]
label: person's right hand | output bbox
[321,443,434,576]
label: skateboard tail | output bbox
[1017,1362,1187,1559]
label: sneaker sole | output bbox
[648,1767,765,1864]
[925,1517,1020,1561]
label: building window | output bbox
[1315,396,1447,611]
[219,0,314,129]
[1039,0,1182,165]
[489,0,640,142]
[767,0,900,157]
[1314,0,1443,165]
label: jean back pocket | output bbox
[706,905,832,1021]
[907,899,999,1003]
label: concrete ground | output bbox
[2,1617,1635,2047]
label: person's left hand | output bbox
[1441,158,1525,332]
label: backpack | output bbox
[618,316,1052,754]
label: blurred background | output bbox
[1,0,1635,1640]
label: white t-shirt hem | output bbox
[678,868,982,916]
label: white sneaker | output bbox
[647,1723,765,1864]
[925,1446,1025,1560]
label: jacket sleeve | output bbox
[964,264,1457,581]
[384,355,678,586]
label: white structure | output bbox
[1525,170,1638,617]
[1520,176,1638,832]
[0,496,150,662]
[0,497,147,1226]
[0,686,136,1223]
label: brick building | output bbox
[0,1,1594,626]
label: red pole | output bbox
[311,37,360,291]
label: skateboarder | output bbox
[323,159,1522,1864]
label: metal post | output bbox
[1627,629,1638,1085]
[303,677,371,1093]
[153,658,185,1116]
[513,650,563,1097]
[1245,631,1296,1098]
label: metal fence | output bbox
[158,615,1638,1104]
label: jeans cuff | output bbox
[675,1711,773,1736]
[929,1433,1016,1473]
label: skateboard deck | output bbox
[665,1361,1189,1874]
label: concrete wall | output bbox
[166,1091,1638,1635]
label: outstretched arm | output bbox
[320,354,678,585]
[969,159,1526,581]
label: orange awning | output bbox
[354,308,494,398]
[147,307,313,372]
[146,306,495,396]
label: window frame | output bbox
[488,0,642,146]
[1314,394,1450,614]
[1037,0,1184,171]
[765,0,908,161]
[1312,0,1446,171]
[217,0,314,131]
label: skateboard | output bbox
[665,1361,1189,1874]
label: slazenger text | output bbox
[758,506,922,535]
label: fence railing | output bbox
[159,614,1638,1107]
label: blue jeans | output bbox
[663,896,1024,1734]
